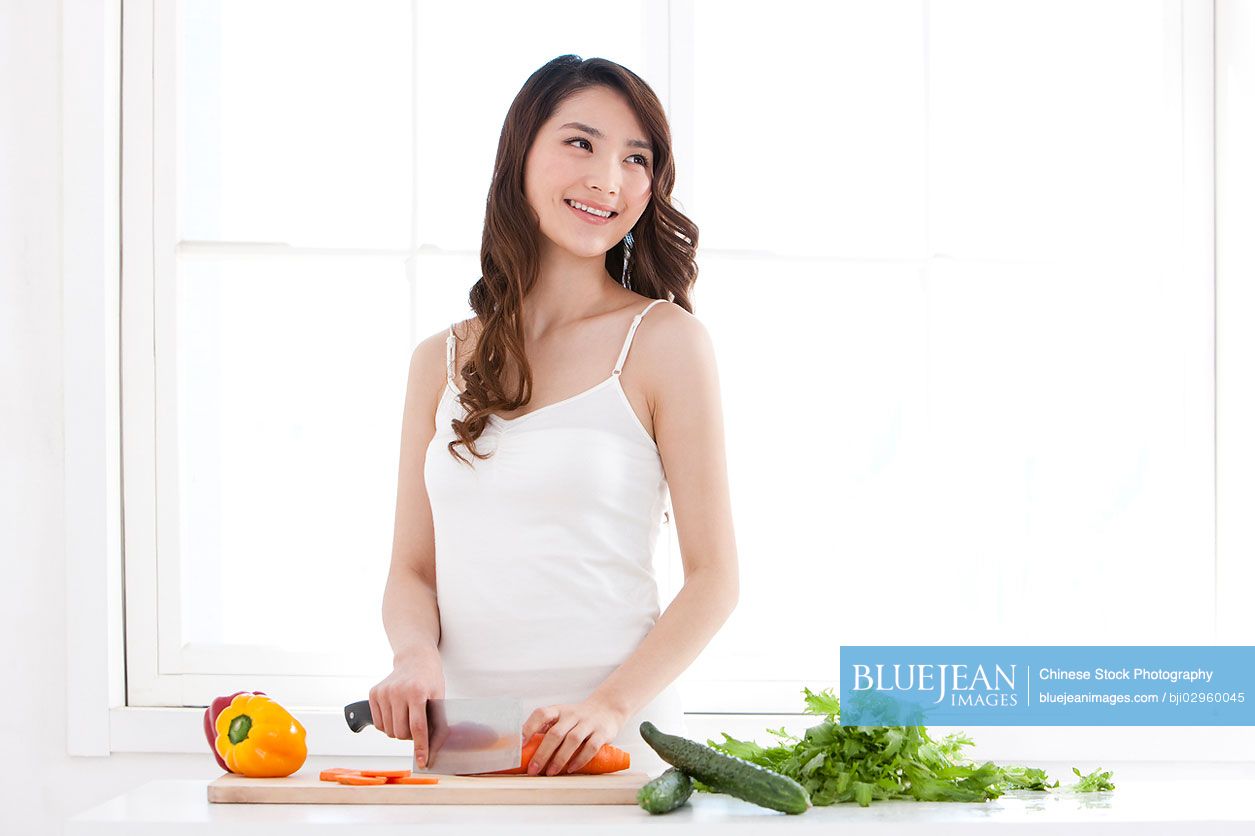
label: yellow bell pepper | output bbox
[213,692,308,777]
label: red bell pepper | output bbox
[203,690,265,771]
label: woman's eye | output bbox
[566,137,650,167]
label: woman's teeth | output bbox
[566,199,615,218]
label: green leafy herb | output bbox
[1070,766,1116,792]
[698,686,1113,807]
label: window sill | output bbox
[103,706,1255,762]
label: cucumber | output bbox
[636,767,693,814]
[640,721,810,815]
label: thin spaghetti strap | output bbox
[612,299,667,376]
[445,325,457,386]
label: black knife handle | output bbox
[344,699,375,733]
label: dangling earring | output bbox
[620,230,635,290]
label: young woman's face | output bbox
[523,86,654,261]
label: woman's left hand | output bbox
[520,697,626,775]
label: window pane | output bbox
[928,0,1174,260]
[176,254,411,661]
[693,0,928,258]
[177,0,413,248]
[693,0,1172,262]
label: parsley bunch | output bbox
[700,686,1112,807]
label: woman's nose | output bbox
[587,162,619,197]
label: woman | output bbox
[369,54,739,778]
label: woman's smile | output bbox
[564,198,618,226]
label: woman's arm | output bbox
[589,306,741,722]
[381,334,447,662]
[382,567,440,662]
[370,334,451,766]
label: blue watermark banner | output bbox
[839,646,1255,726]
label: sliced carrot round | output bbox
[360,769,411,778]
[336,775,387,785]
[387,775,440,784]
[319,768,364,782]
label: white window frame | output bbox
[66,0,1255,759]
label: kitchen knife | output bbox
[344,696,523,775]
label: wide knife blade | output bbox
[343,696,522,775]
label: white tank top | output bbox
[423,298,689,775]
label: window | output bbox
[121,1,1219,737]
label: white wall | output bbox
[0,2,214,833]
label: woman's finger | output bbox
[369,693,384,736]
[522,706,558,740]
[529,715,577,774]
[376,687,391,738]
[545,726,592,776]
[565,734,603,774]
[392,699,411,740]
[409,699,429,764]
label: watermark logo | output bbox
[852,662,1018,707]
[839,646,1254,726]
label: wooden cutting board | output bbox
[207,771,655,805]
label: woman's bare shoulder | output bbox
[450,316,483,345]
[630,299,709,402]
[638,298,701,351]
[410,327,456,394]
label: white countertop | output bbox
[66,764,1255,835]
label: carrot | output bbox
[323,768,437,785]
[474,733,631,775]
[336,775,387,785]
[576,742,631,774]
[319,768,364,782]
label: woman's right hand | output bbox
[368,649,446,767]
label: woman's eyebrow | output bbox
[558,121,653,153]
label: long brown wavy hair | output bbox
[446,55,700,465]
